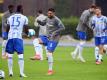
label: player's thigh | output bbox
[95,37,101,46]
[39,35,49,46]
[14,38,24,54]
[77,31,86,40]
[101,36,106,45]
[6,39,14,54]
[47,40,58,52]
[103,36,107,45]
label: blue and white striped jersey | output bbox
[91,15,107,37]
[7,13,28,39]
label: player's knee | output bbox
[18,54,24,59]
[80,41,85,47]
[104,45,107,49]
[8,54,13,59]
[95,47,99,51]
[33,39,40,46]
[47,52,53,56]
[2,40,7,47]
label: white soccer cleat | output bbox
[20,73,27,78]
[71,52,76,60]
[9,72,13,77]
[77,56,86,63]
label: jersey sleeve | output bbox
[24,16,28,25]
[52,17,65,36]
[103,16,107,31]
[7,18,10,25]
[90,17,96,30]
[80,10,89,24]
[34,18,39,27]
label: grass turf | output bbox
[0,46,107,80]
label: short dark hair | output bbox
[8,5,14,9]
[38,10,42,14]
[48,8,55,12]
[16,5,23,13]
[95,6,102,10]
[90,4,96,8]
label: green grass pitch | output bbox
[0,46,107,80]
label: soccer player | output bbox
[71,5,96,62]
[2,5,14,59]
[33,8,65,75]
[90,7,107,64]
[6,5,28,77]
[45,8,65,75]
[30,10,47,60]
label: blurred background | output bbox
[0,0,107,40]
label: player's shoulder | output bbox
[91,15,97,19]
[3,11,9,16]
[37,14,47,20]
[101,15,107,19]
[82,9,90,15]
[54,16,61,21]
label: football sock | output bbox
[48,53,53,71]
[18,54,24,75]
[33,38,43,60]
[45,46,48,57]
[98,54,103,62]
[8,54,13,75]
[73,45,79,55]
[2,40,7,56]
[95,47,99,60]
[78,41,85,58]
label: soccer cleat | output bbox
[71,52,76,60]
[30,55,41,60]
[101,59,103,62]
[9,74,13,77]
[20,74,27,78]
[96,61,101,65]
[46,57,48,60]
[47,70,53,75]
[77,56,86,63]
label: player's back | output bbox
[76,9,93,32]
[36,14,47,36]
[7,13,28,39]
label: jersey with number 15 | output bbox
[7,13,28,39]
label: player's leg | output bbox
[45,46,48,60]
[95,37,104,64]
[71,32,80,59]
[7,53,13,76]
[18,54,27,77]
[78,40,86,62]
[5,39,14,76]
[77,31,86,62]
[2,40,7,59]
[95,37,101,64]
[103,36,107,54]
[30,38,43,60]
[95,47,99,61]
[98,45,103,62]
[2,32,8,59]
[47,41,58,75]
[15,38,27,77]
[104,45,107,54]
[98,37,106,63]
